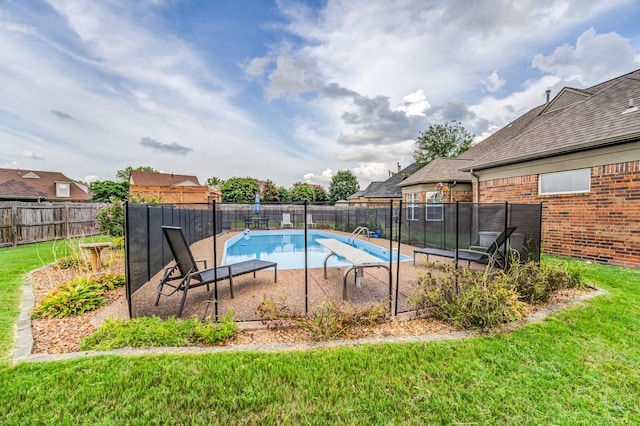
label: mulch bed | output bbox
[26,254,597,354]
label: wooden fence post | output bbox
[63,202,69,239]
[11,203,17,247]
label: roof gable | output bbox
[541,87,592,114]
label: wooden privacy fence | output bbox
[0,202,105,247]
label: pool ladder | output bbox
[348,226,370,244]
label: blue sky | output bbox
[1,0,639,189]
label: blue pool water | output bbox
[222,230,411,270]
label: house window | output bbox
[56,182,70,198]
[539,168,590,195]
[425,191,443,221]
[406,193,419,221]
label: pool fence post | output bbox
[393,199,402,316]
[212,200,219,321]
[124,201,133,319]
[304,201,309,314]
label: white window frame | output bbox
[425,191,443,221]
[56,182,71,198]
[539,168,591,195]
[406,193,419,221]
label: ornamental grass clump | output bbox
[508,260,586,304]
[411,266,527,330]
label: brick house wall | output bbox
[478,160,640,267]
[130,185,211,205]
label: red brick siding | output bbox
[451,189,473,203]
[479,161,640,267]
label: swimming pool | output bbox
[221,230,411,270]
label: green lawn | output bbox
[0,242,639,424]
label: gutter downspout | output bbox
[448,181,457,203]
[470,169,480,203]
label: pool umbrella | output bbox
[254,193,261,215]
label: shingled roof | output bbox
[129,171,202,187]
[398,158,474,187]
[463,68,640,171]
[361,163,423,198]
[0,168,91,201]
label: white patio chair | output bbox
[281,213,293,228]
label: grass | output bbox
[1,242,639,424]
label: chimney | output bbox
[397,162,401,173]
[545,89,551,104]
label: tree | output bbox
[290,182,315,202]
[89,180,130,202]
[220,177,259,203]
[313,185,328,202]
[278,186,292,202]
[329,170,360,202]
[116,166,158,182]
[206,176,224,189]
[413,121,473,166]
[261,179,280,201]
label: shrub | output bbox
[96,198,124,237]
[92,273,126,290]
[410,266,527,329]
[257,298,388,341]
[508,261,585,304]
[32,274,125,319]
[111,236,125,250]
[79,312,238,350]
[32,278,106,319]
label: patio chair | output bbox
[155,226,277,317]
[306,213,316,228]
[413,226,518,269]
[281,213,293,228]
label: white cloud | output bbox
[481,70,506,92]
[532,28,638,86]
[303,168,334,185]
[396,90,431,116]
[352,162,389,187]
[243,56,271,78]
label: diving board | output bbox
[317,238,391,300]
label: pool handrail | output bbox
[348,226,370,244]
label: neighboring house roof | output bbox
[361,163,423,198]
[398,158,474,187]
[463,68,640,171]
[0,168,91,201]
[360,181,384,197]
[348,190,365,200]
[129,171,202,187]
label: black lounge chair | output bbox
[156,226,277,317]
[413,226,518,268]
